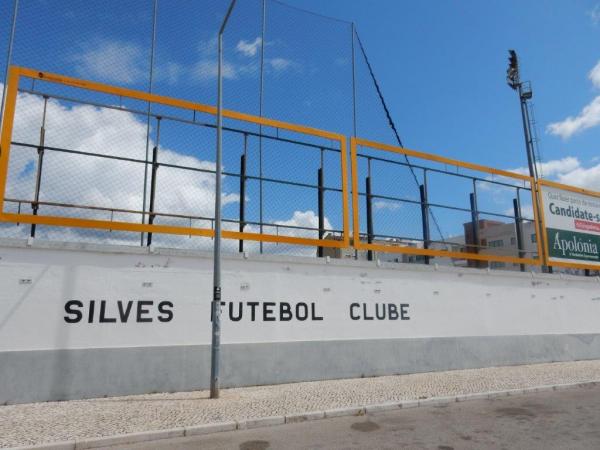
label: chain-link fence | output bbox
[1,0,595,274]
[0,67,349,257]
[0,0,359,258]
[351,138,543,271]
[0,0,414,254]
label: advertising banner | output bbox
[539,183,600,267]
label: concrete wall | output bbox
[1,237,600,404]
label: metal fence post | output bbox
[30,96,48,238]
[140,0,158,246]
[469,192,479,256]
[258,0,266,254]
[420,181,430,265]
[513,197,525,272]
[317,166,325,257]
[366,175,374,261]
[211,0,237,400]
[146,116,161,246]
[238,149,246,253]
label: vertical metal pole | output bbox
[146,117,161,246]
[30,96,48,238]
[350,24,358,254]
[212,0,237,400]
[258,0,266,254]
[317,166,325,257]
[350,22,357,137]
[238,137,247,253]
[0,0,18,132]
[420,179,430,265]
[366,175,374,262]
[513,197,525,272]
[523,98,550,274]
[517,83,548,273]
[366,158,374,261]
[520,91,539,181]
[140,0,158,246]
[469,192,479,257]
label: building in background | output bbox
[323,219,544,272]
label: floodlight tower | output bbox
[506,50,549,272]
[506,50,538,181]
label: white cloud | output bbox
[7,89,239,228]
[508,156,600,193]
[373,200,401,211]
[70,36,294,87]
[269,58,292,70]
[192,57,259,82]
[267,58,298,72]
[156,62,185,85]
[540,156,583,176]
[547,59,600,139]
[590,60,600,89]
[588,4,600,25]
[198,36,218,57]
[235,39,296,73]
[192,59,239,81]
[235,38,298,75]
[556,163,600,191]
[546,96,600,139]
[193,36,260,82]
[509,157,581,178]
[274,210,331,237]
[236,37,262,57]
[521,204,535,220]
[71,36,259,86]
[72,40,146,85]
[503,204,534,220]
[1,86,331,256]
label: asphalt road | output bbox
[108,384,600,449]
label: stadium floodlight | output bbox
[506,49,549,272]
[505,49,536,179]
[507,49,519,90]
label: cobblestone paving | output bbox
[3,360,600,448]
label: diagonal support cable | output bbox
[354,30,445,242]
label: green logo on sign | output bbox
[548,228,600,262]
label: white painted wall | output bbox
[2,238,600,353]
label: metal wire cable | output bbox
[354,29,445,241]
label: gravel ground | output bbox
[3,360,600,448]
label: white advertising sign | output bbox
[539,184,600,266]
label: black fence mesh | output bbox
[0,0,581,274]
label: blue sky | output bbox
[285,0,600,174]
[1,0,600,247]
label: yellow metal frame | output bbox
[350,137,543,266]
[0,66,350,249]
[536,178,600,271]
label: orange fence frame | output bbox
[3,67,598,270]
[0,66,350,249]
[537,178,600,271]
[350,137,543,266]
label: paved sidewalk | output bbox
[3,360,600,448]
[116,383,600,450]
